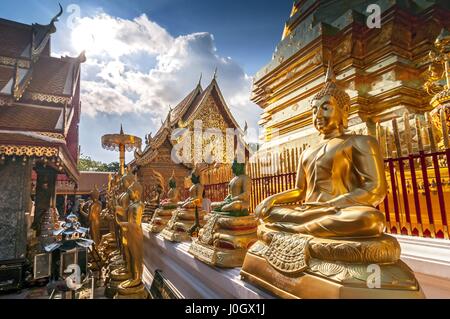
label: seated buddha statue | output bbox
[161,167,206,242]
[142,183,163,223]
[148,171,180,233]
[115,180,148,299]
[189,160,257,268]
[98,176,120,259]
[240,63,423,299]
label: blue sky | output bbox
[1,0,293,163]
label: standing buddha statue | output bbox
[189,160,257,267]
[115,180,148,299]
[240,62,424,299]
[148,171,180,233]
[89,186,102,245]
[104,171,135,298]
[161,167,206,242]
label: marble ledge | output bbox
[142,224,274,299]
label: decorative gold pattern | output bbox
[37,132,65,140]
[0,56,30,68]
[0,144,58,157]
[263,233,310,274]
[24,92,71,104]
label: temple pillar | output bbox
[33,165,57,236]
[0,158,32,261]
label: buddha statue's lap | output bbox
[240,62,423,298]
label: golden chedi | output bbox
[189,160,257,267]
[148,171,180,233]
[105,171,135,298]
[240,63,424,299]
[115,180,148,299]
[161,167,206,242]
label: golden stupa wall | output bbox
[252,1,450,152]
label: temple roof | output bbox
[27,56,78,96]
[0,104,62,131]
[0,7,84,182]
[0,19,32,58]
[134,78,243,166]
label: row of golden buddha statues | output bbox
[84,63,424,299]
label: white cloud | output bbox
[53,12,262,159]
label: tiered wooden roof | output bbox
[134,77,243,167]
[0,7,85,181]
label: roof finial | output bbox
[213,67,218,81]
[325,59,336,83]
[48,3,63,33]
[120,124,124,134]
[198,72,202,86]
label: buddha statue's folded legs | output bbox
[264,204,386,238]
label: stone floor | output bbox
[416,273,450,299]
[0,272,448,299]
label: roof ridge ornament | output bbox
[49,3,64,33]
[213,67,218,81]
[198,72,203,86]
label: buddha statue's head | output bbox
[231,158,246,176]
[168,171,177,189]
[311,61,350,136]
[128,180,143,202]
[90,186,100,201]
[120,171,135,192]
[190,172,200,185]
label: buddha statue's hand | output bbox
[255,198,275,220]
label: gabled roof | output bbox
[0,6,84,182]
[0,19,32,58]
[180,78,241,130]
[0,6,83,104]
[27,55,78,96]
[134,77,244,167]
[0,104,62,131]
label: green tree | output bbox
[77,155,119,173]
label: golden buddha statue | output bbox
[105,171,135,298]
[98,175,120,259]
[161,167,206,242]
[240,62,424,299]
[115,180,148,299]
[189,160,257,267]
[148,171,180,233]
[87,186,102,245]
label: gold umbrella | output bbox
[101,125,142,175]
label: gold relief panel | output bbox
[24,92,71,105]
[0,145,58,157]
[0,56,30,68]
[37,132,66,140]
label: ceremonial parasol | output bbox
[101,125,142,175]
